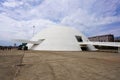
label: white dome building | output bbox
[27,25,97,51]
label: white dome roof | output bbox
[27,25,96,51]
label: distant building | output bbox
[114,37,120,42]
[88,34,114,42]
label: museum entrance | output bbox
[80,45,88,51]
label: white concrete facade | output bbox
[27,25,97,51]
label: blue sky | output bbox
[0,0,120,46]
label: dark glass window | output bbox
[75,36,83,42]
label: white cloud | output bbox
[91,28,120,37]
[0,13,56,41]
[61,8,120,32]
[91,0,120,16]
[0,0,120,43]
[2,0,23,8]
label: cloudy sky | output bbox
[0,0,120,45]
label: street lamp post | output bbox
[33,26,35,37]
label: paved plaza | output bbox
[0,50,120,80]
